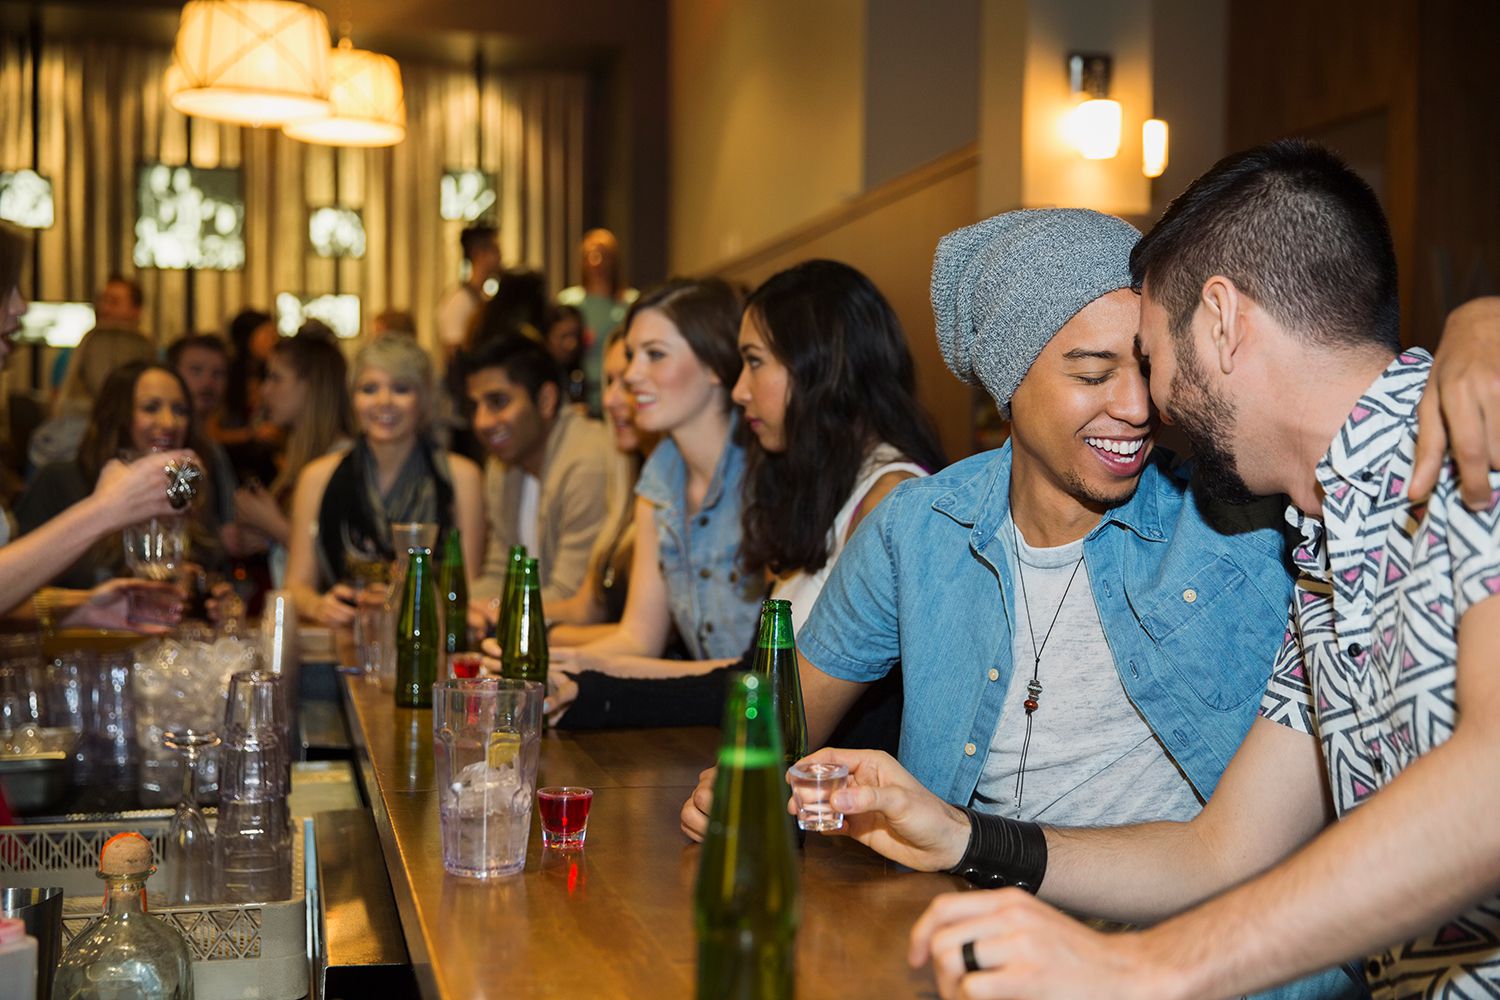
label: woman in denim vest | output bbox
[545,261,946,737]
[556,277,759,661]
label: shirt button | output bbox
[1129,660,1140,679]
[698,515,709,527]
[988,668,999,682]
[1347,642,1363,658]
[704,622,714,634]
[1182,588,1197,603]
[729,571,738,584]
[699,567,711,579]
[963,742,977,756]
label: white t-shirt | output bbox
[971,527,1202,826]
[774,444,927,633]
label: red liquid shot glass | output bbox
[450,652,483,679]
[537,787,593,849]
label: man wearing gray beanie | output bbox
[731,205,1363,1000]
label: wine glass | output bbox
[123,517,188,582]
[162,728,219,906]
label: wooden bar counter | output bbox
[341,674,963,998]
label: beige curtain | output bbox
[0,33,586,356]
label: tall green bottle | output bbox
[694,672,799,999]
[395,546,439,708]
[500,557,548,684]
[751,599,807,770]
[494,544,527,651]
[439,529,469,655]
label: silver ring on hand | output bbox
[163,458,202,511]
[962,938,982,974]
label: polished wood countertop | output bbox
[341,674,962,999]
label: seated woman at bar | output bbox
[232,333,355,585]
[548,277,761,662]
[544,329,659,642]
[284,336,484,627]
[17,360,227,589]
[542,261,945,730]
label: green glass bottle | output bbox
[439,529,469,655]
[395,546,439,708]
[500,557,548,684]
[751,599,807,771]
[494,543,528,651]
[694,672,799,999]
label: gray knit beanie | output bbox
[931,208,1141,419]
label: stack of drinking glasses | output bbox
[216,670,292,902]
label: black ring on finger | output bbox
[962,939,982,974]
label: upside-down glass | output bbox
[163,728,219,905]
[217,670,292,902]
[433,678,543,878]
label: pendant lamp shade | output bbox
[283,40,407,147]
[168,0,331,127]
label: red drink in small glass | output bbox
[450,652,483,679]
[537,787,593,848]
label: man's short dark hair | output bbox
[460,225,498,262]
[167,332,229,367]
[464,333,562,403]
[104,272,145,308]
[1131,138,1399,352]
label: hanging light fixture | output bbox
[283,38,406,147]
[167,0,331,127]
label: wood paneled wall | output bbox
[710,146,981,461]
[1228,0,1499,348]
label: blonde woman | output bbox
[284,336,484,626]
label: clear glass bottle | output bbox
[55,831,195,1000]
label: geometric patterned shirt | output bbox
[1261,349,1500,998]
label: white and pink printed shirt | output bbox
[1261,348,1500,998]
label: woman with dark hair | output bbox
[233,333,356,583]
[17,361,225,589]
[540,261,944,730]
[544,276,760,663]
[213,307,282,483]
[284,335,484,626]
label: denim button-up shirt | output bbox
[635,423,762,659]
[801,442,1297,805]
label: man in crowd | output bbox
[168,333,237,526]
[466,334,627,612]
[436,224,500,362]
[95,273,144,332]
[802,143,1500,999]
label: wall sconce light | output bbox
[1143,119,1169,178]
[1065,53,1121,160]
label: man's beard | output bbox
[1168,344,1257,506]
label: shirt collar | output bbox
[1317,349,1429,499]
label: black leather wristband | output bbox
[948,807,1048,893]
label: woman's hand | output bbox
[545,668,578,725]
[62,579,183,634]
[234,482,289,541]
[314,583,359,627]
[90,449,201,531]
